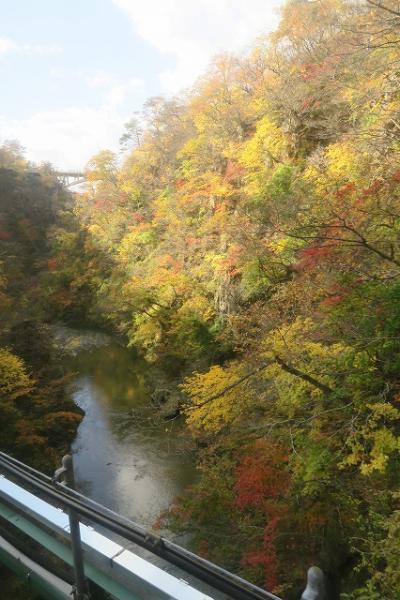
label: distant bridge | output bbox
[54,171,86,188]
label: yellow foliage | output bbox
[240,116,287,172]
[360,428,400,475]
[0,348,33,401]
[129,314,162,362]
[343,403,400,475]
[183,364,257,435]
[176,296,214,322]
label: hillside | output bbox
[2,1,400,597]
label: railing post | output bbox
[53,454,90,600]
[301,566,326,600]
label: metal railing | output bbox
[0,452,326,600]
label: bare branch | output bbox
[366,1,400,18]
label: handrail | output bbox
[0,475,210,600]
[0,452,282,600]
[0,533,73,600]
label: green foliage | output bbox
[240,258,272,300]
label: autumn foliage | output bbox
[3,0,400,597]
[73,1,400,595]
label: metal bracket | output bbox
[301,566,326,600]
[53,455,73,486]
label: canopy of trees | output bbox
[0,143,84,471]
[3,0,400,597]
[72,1,400,596]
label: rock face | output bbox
[214,272,241,316]
[150,388,171,407]
[150,384,183,420]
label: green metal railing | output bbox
[0,452,326,600]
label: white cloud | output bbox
[0,36,17,58]
[82,71,144,108]
[112,0,283,92]
[0,106,126,170]
[25,43,61,56]
[84,70,116,88]
[0,35,61,59]
[0,73,146,170]
[106,78,145,109]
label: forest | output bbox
[2,0,400,597]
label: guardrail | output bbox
[0,452,327,600]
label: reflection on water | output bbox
[57,327,195,529]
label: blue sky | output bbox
[0,0,283,169]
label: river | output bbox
[54,327,195,530]
[53,327,229,600]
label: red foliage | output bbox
[132,211,145,223]
[354,197,365,207]
[241,518,280,590]
[173,260,183,274]
[225,161,245,183]
[335,182,355,199]
[301,97,316,111]
[235,441,290,590]
[392,170,400,183]
[297,244,333,270]
[320,294,344,307]
[157,254,175,268]
[47,257,58,270]
[361,180,383,197]
[152,512,166,531]
[218,245,243,278]
[186,236,198,247]
[93,197,113,210]
[0,230,12,240]
[234,441,289,511]
[229,267,242,278]
[175,178,185,189]
[300,63,327,81]
[320,280,360,308]
[156,254,183,274]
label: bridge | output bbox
[54,171,86,187]
[0,452,325,600]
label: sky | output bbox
[0,0,283,170]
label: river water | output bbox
[53,328,230,599]
[54,327,195,529]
